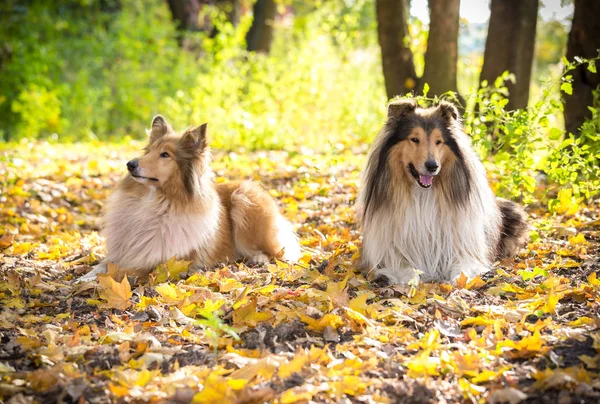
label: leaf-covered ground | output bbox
[1,142,599,404]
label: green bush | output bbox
[0,0,382,147]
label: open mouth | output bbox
[409,164,434,189]
[131,173,159,182]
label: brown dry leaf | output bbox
[0,234,14,249]
[232,297,273,327]
[98,273,132,310]
[455,272,468,289]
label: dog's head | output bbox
[385,99,461,189]
[126,116,210,196]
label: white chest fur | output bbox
[362,186,497,282]
[102,190,220,271]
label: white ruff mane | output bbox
[102,188,220,272]
[358,130,501,284]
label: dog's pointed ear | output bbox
[437,101,460,121]
[387,99,417,120]
[182,123,208,151]
[149,115,171,143]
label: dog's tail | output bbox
[495,198,529,260]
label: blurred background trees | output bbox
[0,0,598,148]
[478,0,539,110]
[563,0,600,136]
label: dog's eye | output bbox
[160,152,170,158]
[410,138,419,144]
[436,140,443,145]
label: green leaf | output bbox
[560,82,573,95]
[422,83,430,97]
[518,266,549,281]
[548,127,563,140]
[588,60,597,73]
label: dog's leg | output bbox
[230,181,301,265]
[371,267,421,286]
[449,260,489,284]
[74,261,108,283]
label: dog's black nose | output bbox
[126,159,138,172]
[425,160,439,173]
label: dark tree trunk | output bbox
[167,0,201,32]
[564,0,600,135]
[479,0,539,110]
[222,0,242,27]
[376,0,417,100]
[421,0,460,98]
[246,0,277,54]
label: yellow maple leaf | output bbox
[98,274,132,311]
[348,293,369,315]
[455,273,468,289]
[155,283,190,304]
[280,387,315,404]
[279,352,308,378]
[406,351,440,378]
[543,288,560,315]
[232,297,273,327]
[321,275,350,309]
[154,256,192,283]
[300,313,344,332]
[554,189,582,216]
[466,276,486,290]
[12,242,37,255]
[192,372,232,403]
[136,296,159,310]
[568,317,595,327]
[471,367,511,384]
[568,233,588,246]
[588,272,600,286]
[458,378,486,398]
[331,375,368,397]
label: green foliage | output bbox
[0,0,383,147]
[0,0,193,141]
[469,57,599,204]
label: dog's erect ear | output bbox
[387,99,417,120]
[182,123,208,151]
[437,101,460,121]
[149,115,171,143]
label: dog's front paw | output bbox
[74,263,107,284]
[372,274,392,288]
[247,253,270,266]
[372,267,421,286]
[449,262,489,284]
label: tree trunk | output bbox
[167,0,201,32]
[421,0,460,98]
[376,0,417,100]
[479,0,539,110]
[246,0,277,54]
[563,0,600,135]
[226,0,242,27]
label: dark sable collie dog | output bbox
[79,116,300,282]
[357,99,528,284]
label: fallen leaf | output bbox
[98,274,132,310]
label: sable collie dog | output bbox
[80,116,300,281]
[357,99,528,284]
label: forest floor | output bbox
[1,142,599,404]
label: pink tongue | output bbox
[419,175,433,186]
